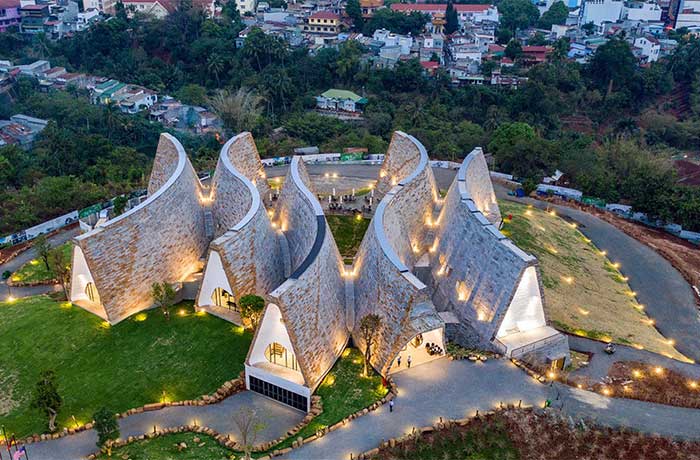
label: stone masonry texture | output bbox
[74,134,209,324]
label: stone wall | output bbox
[275,157,318,273]
[428,149,538,349]
[210,132,269,237]
[73,134,209,324]
[353,132,443,375]
[265,156,348,391]
[375,132,428,197]
[460,148,501,225]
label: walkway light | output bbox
[599,250,607,256]
[690,381,698,389]
[654,367,663,375]
[612,262,620,269]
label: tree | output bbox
[221,0,240,22]
[346,0,364,31]
[445,1,459,35]
[34,234,52,270]
[359,313,382,377]
[209,88,264,133]
[112,195,128,216]
[589,37,637,94]
[232,407,265,460]
[498,0,539,33]
[537,1,568,30]
[175,83,208,106]
[505,39,523,60]
[239,294,265,330]
[151,282,176,319]
[93,407,120,453]
[32,370,62,432]
[48,246,71,300]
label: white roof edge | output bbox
[293,156,324,217]
[76,133,189,241]
[221,133,261,231]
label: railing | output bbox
[508,331,563,359]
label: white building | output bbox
[82,0,115,14]
[676,0,700,29]
[580,0,624,25]
[634,35,660,61]
[373,28,413,55]
[237,0,256,14]
[76,8,99,31]
[623,1,662,20]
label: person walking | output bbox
[397,356,402,367]
[407,355,412,368]
[389,399,394,413]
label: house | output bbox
[303,10,340,35]
[237,0,256,15]
[76,8,100,31]
[91,79,127,104]
[634,35,660,62]
[0,0,21,32]
[19,4,49,34]
[0,114,48,149]
[114,86,158,113]
[83,0,115,14]
[43,66,66,80]
[390,3,499,26]
[360,0,382,17]
[579,0,624,25]
[675,0,700,28]
[121,0,215,18]
[420,60,439,75]
[315,89,367,113]
[373,28,413,55]
[15,60,50,77]
[623,1,662,21]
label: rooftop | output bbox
[321,89,367,103]
[309,10,339,19]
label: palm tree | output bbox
[207,55,225,87]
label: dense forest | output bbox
[0,1,699,234]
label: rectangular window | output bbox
[249,376,307,411]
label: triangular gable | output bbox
[69,244,109,321]
[496,266,546,337]
[246,302,306,386]
[196,250,234,308]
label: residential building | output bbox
[121,0,172,18]
[0,114,48,149]
[83,0,115,14]
[76,8,99,30]
[623,0,662,20]
[675,0,700,28]
[634,35,661,61]
[360,0,381,18]
[373,28,413,55]
[304,10,340,34]
[315,89,367,114]
[580,0,624,25]
[390,3,499,26]
[19,3,49,34]
[0,0,21,32]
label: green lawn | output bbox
[98,432,234,460]
[268,347,388,452]
[10,242,72,284]
[327,215,370,260]
[0,296,252,437]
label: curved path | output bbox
[23,392,304,460]
[0,226,79,299]
[496,190,700,363]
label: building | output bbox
[623,1,662,20]
[580,0,624,25]
[0,0,21,32]
[304,10,340,34]
[76,8,99,30]
[675,0,700,28]
[83,0,115,14]
[390,3,499,25]
[0,114,48,149]
[237,0,256,15]
[71,130,569,413]
[634,35,661,61]
[360,0,382,18]
[373,28,413,55]
[315,89,367,114]
[19,3,49,34]
[121,0,215,18]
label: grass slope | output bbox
[98,432,233,460]
[327,215,370,260]
[0,297,251,437]
[11,242,72,284]
[500,201,687,362]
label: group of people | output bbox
[426,342,443,356]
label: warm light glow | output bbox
[196,310,207,317]
[324,173,330,178]
[100,321,110,329]
[600,250,607,256]
[644,318,655,326]
[268,210,274,218]
[632,370,643,378]
[30,259,39,266]
[690,381,698,389]
[178,309,186,317]
[6,296,16,303]
[355,213,362,221]
[654,367,663,375]
[626,290,637,297]
[477,310,487,321]
[332,173,338,179]
[547,371,556,379]
[562,276,574,284]
[456,281,468,302]
[569,222,577,229]
[665,338,675,346]
[61,302,72,308]
[525,210,533,216]
[546,245,558,254]
[391,176,398,186]
[134,313,147,322]
[583,237,592,243]
[342,348,351,358]
[602,387,611,396]
[548,210,556,216]
[577,307,589,316]
[612,262,620,269]
[379,170,386,178]
[622,276,629,281]
[623,385,632,392]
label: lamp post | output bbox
[1,271,12,302]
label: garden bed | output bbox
[8,242,72,286]
[327,215,370,259]
[369,408,700,460]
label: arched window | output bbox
[85,282,98,303]
[265,342,299,371]
[212,288,238,312]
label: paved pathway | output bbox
[24,392,304,460]
[496,189,700,363]
[568,335,700,382]
[0,227,80,299]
